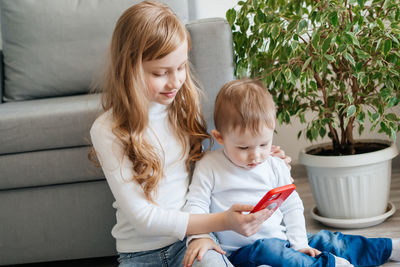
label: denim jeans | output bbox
[118,238,233,267]
[228,230,392,267]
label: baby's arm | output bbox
[183,237,226,267]
[271,157,310,250]
[184,156,272,236]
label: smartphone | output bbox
[250,184,296,213]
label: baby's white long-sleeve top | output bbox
[90,103,190,253]
[184,149,309,253]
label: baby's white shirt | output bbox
[184,149,309,253]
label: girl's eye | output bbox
[260,144,267,147]
[238,147,248,150]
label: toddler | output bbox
[183,78,400,267]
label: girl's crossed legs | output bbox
[118,238,233,267]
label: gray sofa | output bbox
[0,0,234,265]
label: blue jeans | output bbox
[228,230,392,267]
[118,238,233,267]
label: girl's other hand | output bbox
[271,145,292,170]
[183,238,225,267]
[298,247,321,257]
[224,204,273,237]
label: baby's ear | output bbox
[211,129,224,145]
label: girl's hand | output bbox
[298,247,321,257]
[271,145,292,170]
[183,238,226,267]
[223,204,273,237]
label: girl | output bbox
[90,1,289,266]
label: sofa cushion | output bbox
[0,94,102,154]
[0,0,189,101]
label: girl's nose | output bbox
[168,72,180,89]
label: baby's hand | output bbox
[183,237,226,267]
[224,204,273,237]
[298,247,321,257]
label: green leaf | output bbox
[377,18,385,30]
[337,44,347,53]
[360,74,369,87]
[345,32,360,47]
[297,130,302,139]
[302,57,312,71]
[284,68,292,82]
[391,128,397,142]
[357,111,365,123]
[226,8,236,26]
[347,105,356,117]
[322,37,332,54]
[371,112,380,122]
[310,80,317,91]
[297,20,308,34]
[319,126,327,138]
[329,12,338,27]
[358,124,365,136]
[376,38,382,52]
[311,126,318,140]
[271,24,281,40]
[324,54,335,62]
[343,52,356,66]
[312,32,320,49]
[383,39,392,56]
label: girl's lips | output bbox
[160,91,177,98]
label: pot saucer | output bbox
[310,202,396,229]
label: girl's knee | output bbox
[192,250,233,267]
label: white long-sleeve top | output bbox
[184,149,309,253]
[90,103,190,253]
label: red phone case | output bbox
[250,184,296,213]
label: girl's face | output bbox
[212,125,274,170]
[142,40,188,105]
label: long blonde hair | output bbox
[97,1,210,202]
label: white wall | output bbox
[188,0,238,20]
[189,0,400,165]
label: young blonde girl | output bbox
[90,1,290,266]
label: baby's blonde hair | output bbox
[214,78,276,135]
[96,1,210,202]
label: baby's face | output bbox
[221,126,274,170]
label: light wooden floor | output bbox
[294,165,400,266]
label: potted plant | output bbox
[227,0,400,227]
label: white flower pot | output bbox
[299,139,398,220]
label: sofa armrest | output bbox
[0,50,3,103]
[186,17,235,125]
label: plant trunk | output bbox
[344,117,355,154]
[330,116,356,155]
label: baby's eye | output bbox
[238,146,248,150]
[260,144,268,147]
